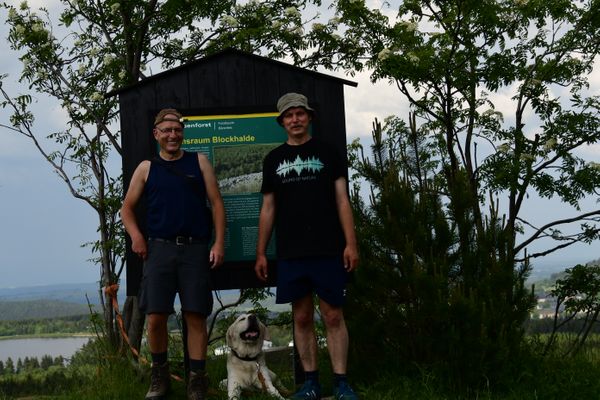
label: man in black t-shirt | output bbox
[255,93,360,400]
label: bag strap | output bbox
[151,155,214,235]
[151,156,204,198]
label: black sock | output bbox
[189,358,206,372]
[334,373,347,387]
[305,370,319,383]
[151,351,168,365]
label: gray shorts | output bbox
[138,239,213,316]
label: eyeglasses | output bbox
[156,127,183,135]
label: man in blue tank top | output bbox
[255,93,360,400]
[121,108,225,400]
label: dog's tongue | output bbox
[243,330,259,339]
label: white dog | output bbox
[223,313,286,400]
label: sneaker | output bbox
[145,362,170,400]
[289,379,321,399]
[333,381,359,400]
[187,370,208,400]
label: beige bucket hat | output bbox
[276,93,315,125]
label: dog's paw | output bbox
[219,378,228,391]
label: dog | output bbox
[222,313,286,400]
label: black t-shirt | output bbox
[261,137,346,259]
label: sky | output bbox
[0,1,599,288]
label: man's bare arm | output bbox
[199,153,226,268]
[335,177,359,271]
[255,193,275,281]
[120,160,150,260]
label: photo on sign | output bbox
[214,143,279,195]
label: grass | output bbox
[4,355,600,400]
[3,337,600,399]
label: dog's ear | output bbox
[260,321,271,341]
[226,324,234,346]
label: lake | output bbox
[0,337,91,363]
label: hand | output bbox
[343,245,359,272]
[131,237,147,260]
[255,255,268,282]
[209,242,224,268]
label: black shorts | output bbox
[275,256,348,307]
[139,239,213,316]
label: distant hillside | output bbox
[0,283,285,321]
[528,259,600,297]
[0,282,122,305]
[528,257,600,283]
[527,263,569,283]
[0,283,119,322]
[0,299,91,321]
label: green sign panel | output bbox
[181,112,286,261]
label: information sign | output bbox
[181,112,286,261]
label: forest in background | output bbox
[0,300,89,321]
[0,268,578,338]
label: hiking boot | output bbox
[333,381,359,400]
[187,370,208,400]
[145,362,170,400]
[289,379,321,399]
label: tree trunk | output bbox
[123,295,146,356]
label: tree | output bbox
[5,357,14,375]
[22,357,30,371]
[306,1,600,257]
[545,263,600,356]
[344,118,536,388]
[53,355,64,367]
[40,354,54,370]
[302,0,600,388]
[0,0,319,354]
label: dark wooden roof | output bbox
[107,48,357,97]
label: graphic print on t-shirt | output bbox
[276,155,324,178]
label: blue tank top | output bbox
[145,151,210,239]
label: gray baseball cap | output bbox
[276,92,315,125]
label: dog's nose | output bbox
[248,314,257,323]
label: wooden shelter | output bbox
[109,49,357,296]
